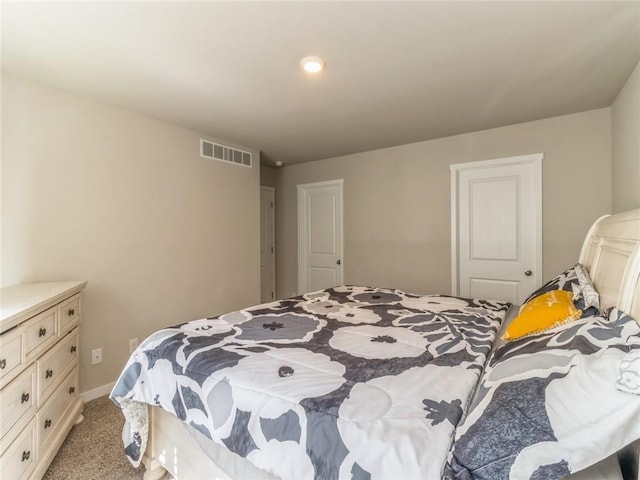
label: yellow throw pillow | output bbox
[502,290,582,341]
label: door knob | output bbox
[336,259,341,265]
[524,270,532,276]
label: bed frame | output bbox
[579,209,640,323]
[142,208,640,480]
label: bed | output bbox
[111,208,640,480]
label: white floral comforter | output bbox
[111,286,510,480]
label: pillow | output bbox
[502,290,581,341]
[522,264,580,305]
[522,263,599,317]
[446,308,640,480]
[617,349,640,395]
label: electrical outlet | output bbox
[129,338,139,354]
[91,348,102,365]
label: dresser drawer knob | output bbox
[44,418,52,429]
[39,327,47,337]
[69,386,76,394]
[45,369,53,379]
[0,359,6,369]
[22,450,31,462]
[70,345,77,354]
[21,392,30,403]
[68,308,75,316]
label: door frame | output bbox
[297,179,344,294]
[450,153,543,297]
[260,186,276,302]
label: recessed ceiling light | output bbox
[300,56,325,74]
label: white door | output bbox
[260,186,276,303]
[451,154,542,304]
[297,180,344,294]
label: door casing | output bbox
[451,154,543,304]
[297,179,344,295]
[260,186,276,302]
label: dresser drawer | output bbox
[58,294,81,336]
[38,367,78,451]
[37,329,78,407]
[0,327,23,386]
[0,418,36,480]
[0,281,86,480]
[24,307,57,361]
[0,365,36,440]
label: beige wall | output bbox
[1,74,261,392]
[612,61,640,213]
[276,109,611,299]
[260,164,277,188]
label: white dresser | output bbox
[0,281,87,480]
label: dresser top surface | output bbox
[1,281,87,332]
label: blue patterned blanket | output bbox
[111,286,510,480]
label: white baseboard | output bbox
[80,381,115,402]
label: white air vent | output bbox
[200,139,252,168]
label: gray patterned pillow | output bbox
[446,308,640,480]
[522,264,580,304]
[617,349,640,394]
[523,263,599,317]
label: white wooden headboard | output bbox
[579,208,640,325]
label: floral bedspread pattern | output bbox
[110,286,510,480]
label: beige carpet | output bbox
[43,395,171,480]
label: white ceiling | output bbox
[2,1,639,165]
